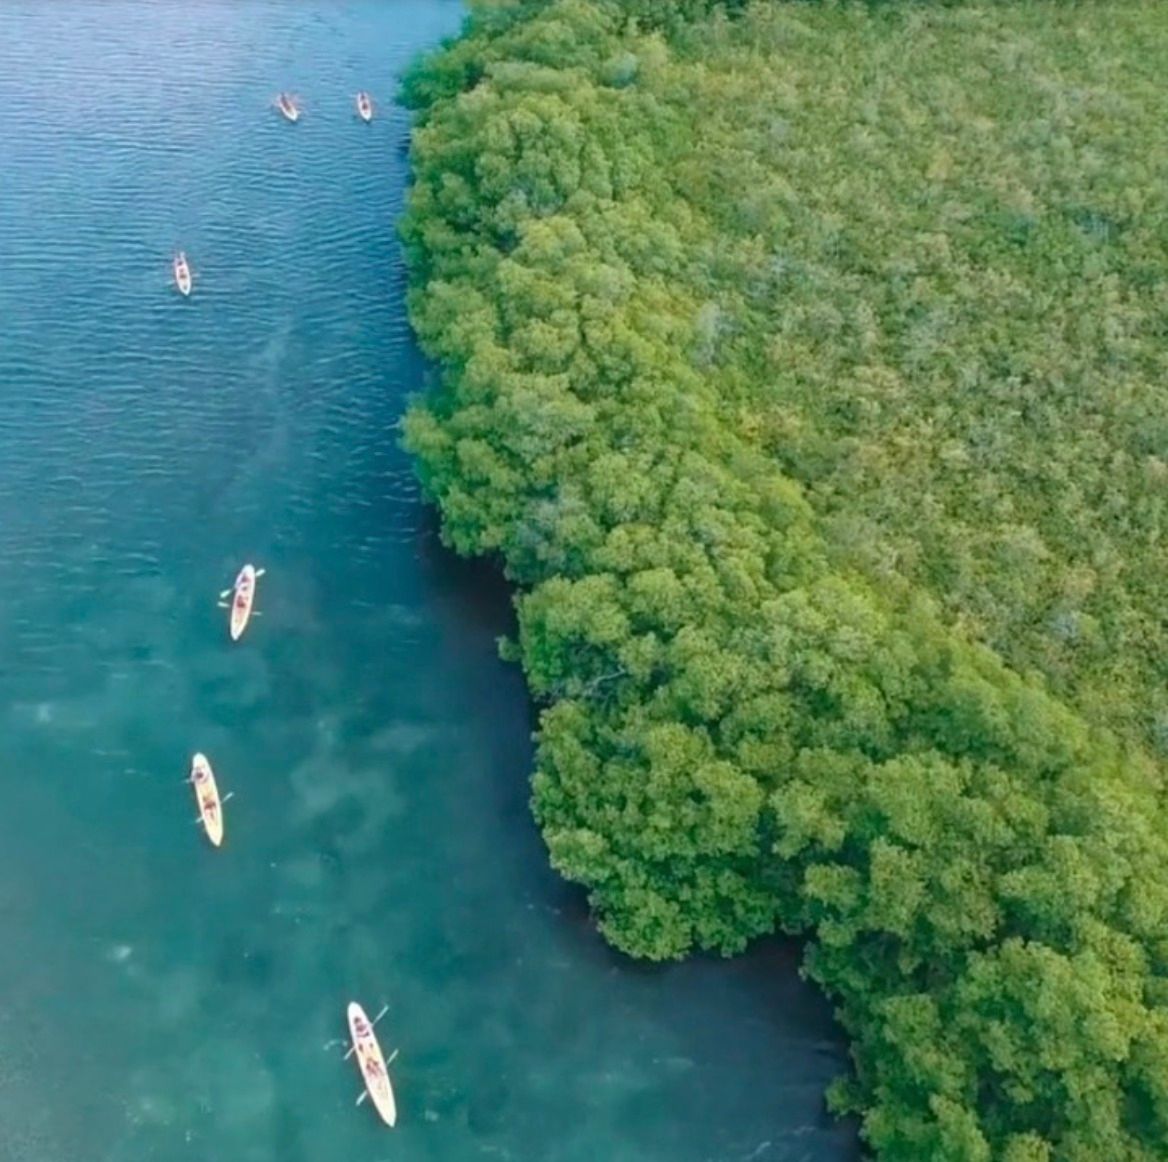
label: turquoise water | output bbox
[0,4,857,1160]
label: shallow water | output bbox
[0,4,857,1159]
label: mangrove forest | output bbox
[400,1,1168,1157]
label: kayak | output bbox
[276,93,300,122]
[190,752,224,847]
[356,92,373,122]
[229,564,258,642]
[173,252,192,296]
[347,1002,396,1126]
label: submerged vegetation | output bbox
[401,1,1168,1157]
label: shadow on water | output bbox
[411,505,861,1159]
[415,506,519,641]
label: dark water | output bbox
[0,4,857,1160]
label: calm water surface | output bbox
[0,4,857,1160]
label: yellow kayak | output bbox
[190,752,224,847]
[347,1002,396,1126]
[173,251,192,296]
[229,564,258,642]
[275,93,301,122]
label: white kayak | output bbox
[173,251,192,296]
[355,91,373,122]
[190,752,224,847]
[347,1002,397,1127]
[228,563,260,642]
[275,93,300,122]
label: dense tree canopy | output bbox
[400,2,1168,1157]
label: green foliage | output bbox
[402,1,1168,1157]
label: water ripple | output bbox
[0,4,855,1162]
